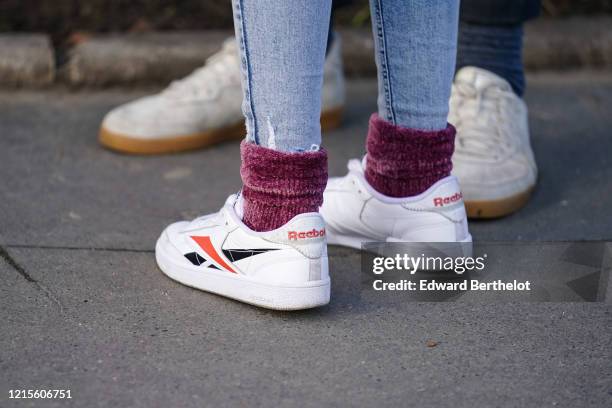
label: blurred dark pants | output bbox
[456,0,541,95]
[460,0,540,25]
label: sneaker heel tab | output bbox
[417,176,465,211]
[264,213,327,259]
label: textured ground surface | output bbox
[1,74,611,407]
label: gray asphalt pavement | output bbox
[1,74,611,407]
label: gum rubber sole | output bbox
[99,106,344,155]
[464,187,534,219]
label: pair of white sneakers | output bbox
[156,158,471,310]
[99,37,536,309]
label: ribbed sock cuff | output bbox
[365,114,455,198]
[240,141,327,232]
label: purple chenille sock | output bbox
[240,141,327,232]
[365,113,455,197]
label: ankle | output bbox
[240,141,327,232]
[364,114,455,198]
[456,22,525,96]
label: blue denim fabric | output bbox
[456,22,525,96]
[370,0,459,131]
[233,0,459,151]
[232,0,332,152]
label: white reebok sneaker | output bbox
[100,37,346,154]
[449,66,537,218]
[320,159,471,249]
[155,195,330,310]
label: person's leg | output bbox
[234,0,330,152]
[320,0,471,246]
[449,0,540,218]
[233,0,331,232]
[367,0,459,196]
[456,0,541,96]
[156,1,333,310]
[456,24,524,96]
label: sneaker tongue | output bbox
[217,37,238,56]
[205,38,238,66]
[455,67,511,92]
[348,158,366,173]
[234,193,245,219]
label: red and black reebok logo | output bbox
[185,235,277,273]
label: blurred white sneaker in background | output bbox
[100,37,345,154]
[449,66,537,218]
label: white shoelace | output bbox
[163,39,240,101]
[451,81,517,160]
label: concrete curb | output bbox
[62,31,230,86]
[0,34,54,87]
[523,16,612,70]
[0,17,611,87]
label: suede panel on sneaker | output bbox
[240,141,328,232]
[365,113,455,198]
